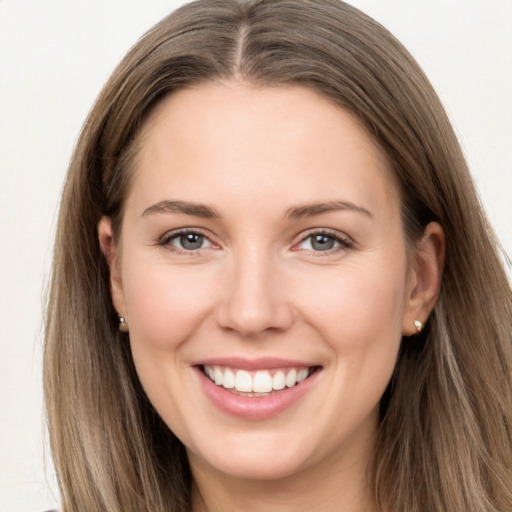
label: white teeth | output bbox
[297,368,309,382]
[253,371,273,393]
[285,368,297,388]
[204,365,311,393]
[234,370,253,392]
[214,367,223,385]
[223,369,235,389]
[272,370,286,390]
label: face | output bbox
[102,82,424,483]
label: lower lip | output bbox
[196,367,320,420]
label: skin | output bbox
[99,82,444,511]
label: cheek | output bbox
[294,259,408,350]
[119,258,217,440]
[121,258,217,351]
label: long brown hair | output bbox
[44,1,512,510]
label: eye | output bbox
[303,233,337,251]
[161,230,215,252]
[295,231,353,252]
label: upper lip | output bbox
[192,357,318,371]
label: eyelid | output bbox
[156,227,353,255]
[292,228,354,252]
[157,227,219,253]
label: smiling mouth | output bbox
[201,365,320,397]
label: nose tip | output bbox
[215,261,293,337]
[217,300,293,337]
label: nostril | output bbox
[215,302,293,336]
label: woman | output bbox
[44,0,512,510]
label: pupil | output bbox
[180,233,203,250]
[312,234,334,251]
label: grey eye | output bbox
[177,233,205,250]
[165,231,212,251]
[310,234,336,251]
[161,230,215,253]
[296,232,352,253]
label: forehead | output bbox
[128,81,399,219]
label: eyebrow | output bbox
[285,201,373,219]
[141,199,372,220]
[142,200,220,218]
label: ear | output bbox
[402,221,445,336]
[98,216,126,317]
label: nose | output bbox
[215,248,294,337]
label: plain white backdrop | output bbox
[0,1,510,510]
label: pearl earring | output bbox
[414,319,423,333]
[119,316,129,333]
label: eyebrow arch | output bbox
[286,200,373,219]
[142,200,220,219]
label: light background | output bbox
[0,1,510,510]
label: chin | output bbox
[187,431,315,482]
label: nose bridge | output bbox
[216,242,292,336]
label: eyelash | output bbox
[158,228,216,255]
[157,228,353,255]
[293,229,354,255]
